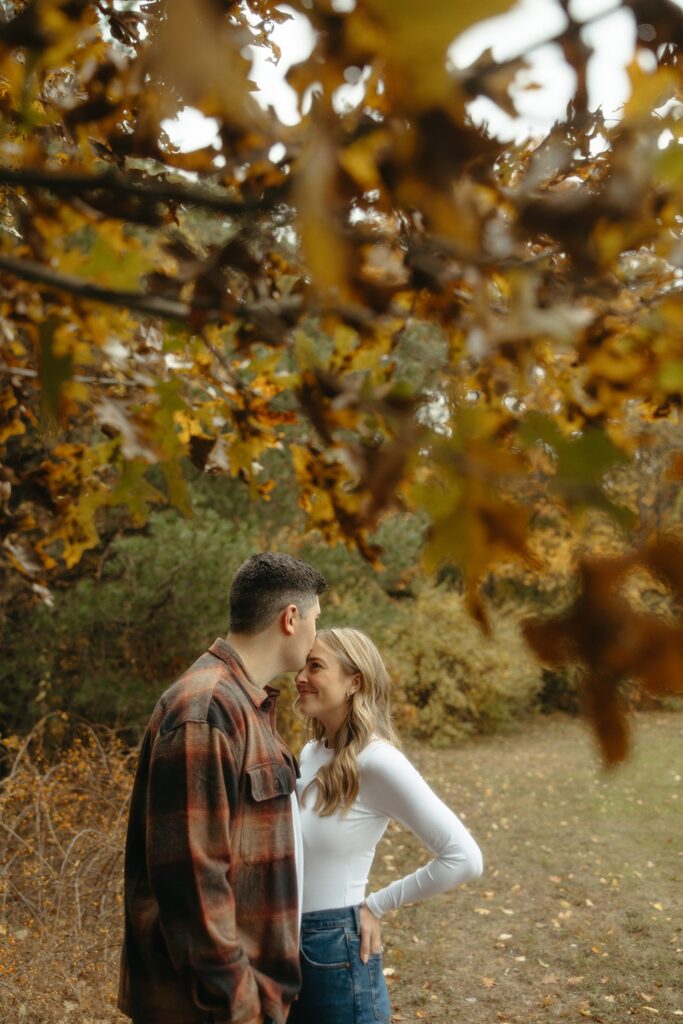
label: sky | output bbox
[163,0,669,151]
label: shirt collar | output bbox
[208,637,280,709]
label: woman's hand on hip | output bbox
[359,903,382,964]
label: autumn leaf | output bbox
[350,0,515,108]
[413,418,532,626]
[524,538,683,762]
[2,0,683,767]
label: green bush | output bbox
[0,463,425,739]
[383,586,544,744]
[2,460,590,748]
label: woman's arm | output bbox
[361,742,483,918]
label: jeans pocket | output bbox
[368,953,392,1024]
[300,926,351,970]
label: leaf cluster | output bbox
[3,1,683,757]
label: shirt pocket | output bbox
[240,761,296,864]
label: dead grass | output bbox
[0,712,680,1024]
[0,717,135,1024]
[375,712,683,1023]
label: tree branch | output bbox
[459,1,622,94]
[0,166,290,215]
[0,253,303,325]
[0,365,140,388]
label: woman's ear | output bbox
[349,672,362,694]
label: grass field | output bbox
[375,713,683,1023]
[0,711,681,1023]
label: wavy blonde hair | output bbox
[296,627,400,816]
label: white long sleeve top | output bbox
[297,738,483,916]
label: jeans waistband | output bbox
[300,904,360,931]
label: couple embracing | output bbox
[118,552,483,1024]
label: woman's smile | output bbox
[295,637,361,740]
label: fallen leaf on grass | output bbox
[482,977,496,988]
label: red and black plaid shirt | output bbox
[118,639,300,1024]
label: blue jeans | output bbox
[288,905,392,1024]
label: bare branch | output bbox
[0,166,290,215]
[459,2,622,95]
[0,364,141,387]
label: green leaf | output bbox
[39,317,73,420]
[519,413,632,524]
[106,460,167,525]
[658,360,683,393]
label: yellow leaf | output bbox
[338,130,391,191]
[624,62,677,121]
[296,134,350,292]
[351,0,515,108]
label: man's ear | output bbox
[281,603,298,636]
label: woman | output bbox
[289,627,483,1024]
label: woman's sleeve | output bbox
[362,743,483,918]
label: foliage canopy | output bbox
[2,0,683,758]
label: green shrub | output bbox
[0,464,424,739]
[2,461,583,748]
[537,665,583,714]
[383,586,544,744]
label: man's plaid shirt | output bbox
[118,639,300,1024]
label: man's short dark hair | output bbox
[229,552,327,635]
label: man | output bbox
[118,552,326,1024]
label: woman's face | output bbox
[295,637,358,733]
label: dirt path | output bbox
[373,712,682,1024]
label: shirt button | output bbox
[274,778,282,791]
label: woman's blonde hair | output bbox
[296,627,400,816]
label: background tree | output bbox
[2,0,683,758]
